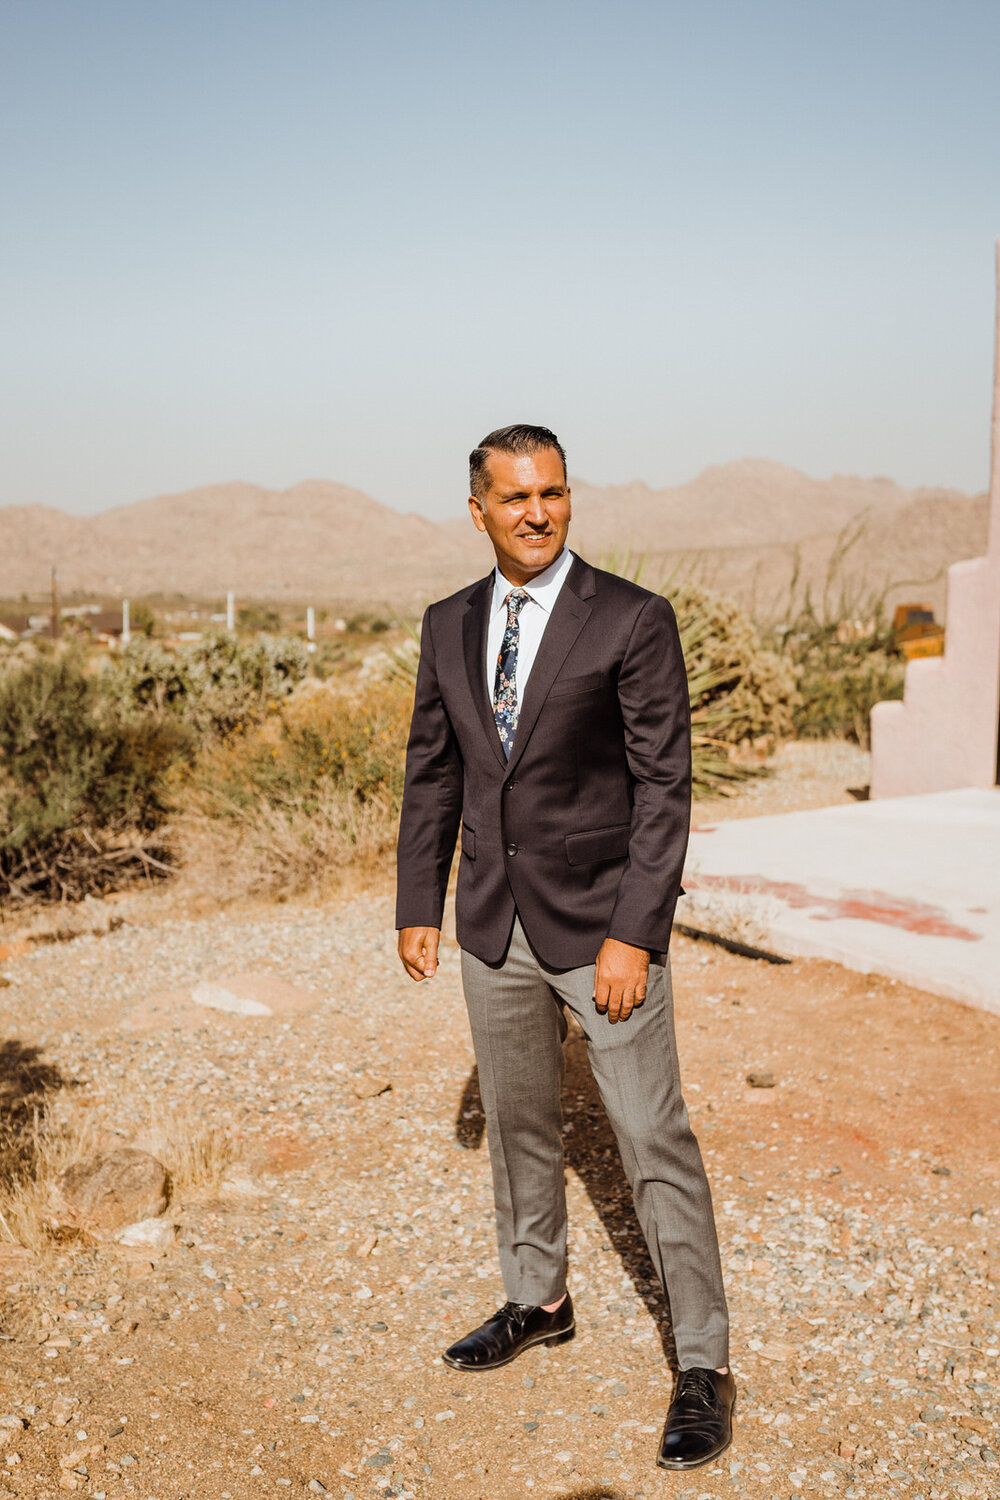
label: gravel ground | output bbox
[0,742,997,1500]
[694,742,872,825]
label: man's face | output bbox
[468,446,571,585]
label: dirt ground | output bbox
[0,743,997,1500]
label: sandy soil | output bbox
[0,744,997,1500]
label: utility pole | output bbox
[50,565,60,643]
[226,590,235,631]
[122,598,131,648]
[306,605,316,653]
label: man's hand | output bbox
[593,938,649,1023]
[398,926,440,982]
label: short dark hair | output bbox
[469,424,567,503]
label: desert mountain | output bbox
[0,480,484,613]
[0,462,988,618]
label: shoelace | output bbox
[496,1301,533,1325]
[676,1368,719,1408]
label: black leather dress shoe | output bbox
[442,1294,575,1371]
[657,1366,735,1470]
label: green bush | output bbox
[598,558,799,794]
[774,609,904,747]
[129,601,157,637]
[762,518,907,747]
[0,653,189,903]
[106,631,310,738]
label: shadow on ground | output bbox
[0,1038,71,1183]
[455,1024,678,1367]
[554,1489,627,1499]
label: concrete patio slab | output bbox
[683,787,1000,1016]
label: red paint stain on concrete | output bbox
[686,873,981,942]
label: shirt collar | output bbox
[491,547,573,615]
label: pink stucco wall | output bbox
[869,241,1000,799]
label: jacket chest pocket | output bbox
[461,824,476,860]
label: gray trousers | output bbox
[460,917,729,1370]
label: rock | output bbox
[758,1340,796,1361]
[217,1165,268,1203]
[115,1218,176,1255]
[51,1396,77,1427]
[0,1417,24,1450]
[352,1233,378,1259]
[308,1483,328,1494]
[208,971,321,1015]
[746,1070,776,1089]
[48,1149,170,1234]
[351,1073,391,1099]
[190,981,271,1017]
[58,1444,94,1470]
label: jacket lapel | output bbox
[462,573,508,770]
[506,555,594,774]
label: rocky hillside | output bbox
[1,462,988,616]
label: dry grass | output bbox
[0,1090,238,1255]
[168,675,410,905]
[172,784,398,905]
[130,1108,237,1203]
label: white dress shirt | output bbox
[486,547,574,701]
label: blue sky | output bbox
[2,0,999,518]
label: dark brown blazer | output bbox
[395,553,691,969]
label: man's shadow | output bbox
[455,1019,678,1368]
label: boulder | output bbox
[48,1148,170,1234]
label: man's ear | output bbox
[468,495,487,533]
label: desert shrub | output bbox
[129,600,157,637]
[106,631,310,738]
[670,579,799,746]
[175,678,413,899]
[237,604,283,633]
[775,608,904,747]
[594,559,798,793]
[0,652,190,904]
[760,520,908,747]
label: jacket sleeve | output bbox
[394,606,464,930]
[606,593,691,952]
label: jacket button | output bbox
[506,843,518,857]
[504,779,515,792]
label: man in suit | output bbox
[395,424,734,1472]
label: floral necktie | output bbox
[493,588,530,759]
